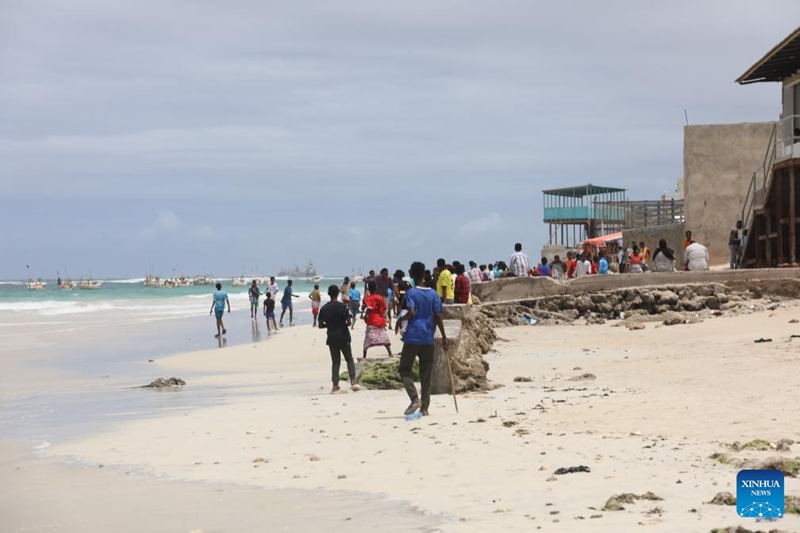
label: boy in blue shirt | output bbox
[394,261,448,417]
[598,252,609,275]
[348,282,361,329]
[209,282,230,338]
[279,279,299,327]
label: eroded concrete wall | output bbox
[684,122,775,265]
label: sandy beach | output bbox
[3,280,800,533]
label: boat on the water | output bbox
[231,276,247,286]
[144,275,163,287]
[27,277,47,290]
[306,275,323,283]
[193,274,215,285]
[163,276,193,287]
[78,278,102,290]
[57,277,75,290]
[277,261,317,278]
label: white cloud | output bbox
[459,213,505,236]
[156,210,180,230]
[137,210,181,239]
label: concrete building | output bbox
[682,122,775,265]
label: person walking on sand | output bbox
[267,276,280,301]
[318,285,361,394]
[309,284,322,327]
[209,282,230,338]
[362,280,392,359]
[248,280,261,320]
[348,281,361,329]
[279,279,299,327]
[395,261,447,417]
[375,268,394,326]
[263,292,278,332]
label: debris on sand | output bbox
[729,439,793,452]
[140,377,185,388]
[755,457,800,478]
[663,316,685,326]
[711,526,788,533]
[513,376,533,382]
[626,322,646,331]
[568,373,596,381]
[554,465,590,475]
[708,492,736,506]
[783,495,800,515]
[603,492,662,511]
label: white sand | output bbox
[5,304,800,531]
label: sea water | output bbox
[0,276,344,446]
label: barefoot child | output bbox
[279,279,299,327]
[263,292,277,333]
[209,282,230,338]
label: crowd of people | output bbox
[208,229,739,416]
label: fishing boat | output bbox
[144,275,163,287]
[231,276,247,286]
[78,278,103,290]
[193,274,215,285]
[164,276,193,287]
[27,277,47,290]
[57,277,75,290]
[306,275,323,283]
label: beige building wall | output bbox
[683,122,775,265]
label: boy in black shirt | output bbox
[263,292,277,333]
[318,285,361,394]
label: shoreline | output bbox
[0,441,438,533]
[3,286,800,531]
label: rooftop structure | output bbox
[543,183,627,247]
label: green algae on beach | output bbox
[340,359,419,390]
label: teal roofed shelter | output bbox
[543,184,627,247]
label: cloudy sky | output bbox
[1,1,796,279]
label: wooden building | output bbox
[738,26,800,267]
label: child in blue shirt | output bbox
[348,282,361,329]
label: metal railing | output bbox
[740,122,777,260]
[592,199,684,229]
[777,114,800,162]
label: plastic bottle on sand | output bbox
[405,411,422,421]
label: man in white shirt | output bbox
[509,243,531,277]
[268,276,280,300]
[684,242,709,271]
[575,252,592,278]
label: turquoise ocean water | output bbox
[0,276,333,320]
[0,276,344,446]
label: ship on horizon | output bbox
[277,261,317,278]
